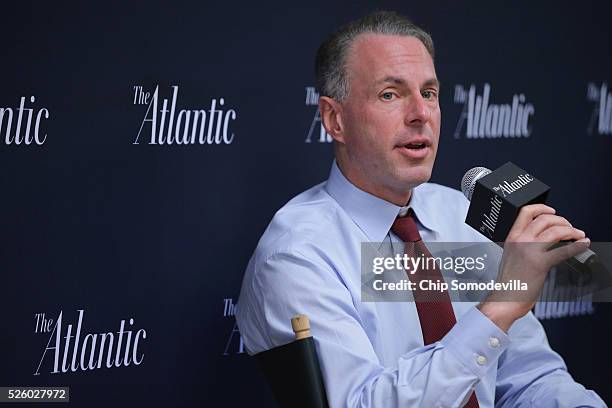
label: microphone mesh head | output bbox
[461,167,491,201]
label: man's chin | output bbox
[397,166,433,187]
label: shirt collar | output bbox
[324,161,440,242]
[407,181,442,233]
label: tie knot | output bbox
[391,209,422,242]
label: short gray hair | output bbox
[315,11,435,101]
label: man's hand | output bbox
[478,204,591,332]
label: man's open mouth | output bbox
[404,143,427,150]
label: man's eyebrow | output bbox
[423,78,440,89]
[375,76,407,86]
[375,76,441,89]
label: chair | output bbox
[255,315,330,408]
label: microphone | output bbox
[461,162,598,272]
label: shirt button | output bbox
[489,337,500,348]
[476,355,487,366]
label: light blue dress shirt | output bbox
[236,161,605,408]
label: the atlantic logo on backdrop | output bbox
[534,267,595,320]
[587,82,612,135]
[222,298,245,356]
[33,309,147,375]
[304,86,332,143]
[1,95,49,146]
[453,83,535,139]
[132,85,236,145]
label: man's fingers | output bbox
[524,214,572,238]
[507,204,556,239]
[548,238,591,266]
[538,225,585,243]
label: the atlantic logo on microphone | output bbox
[492,173,535,198]
[464,162,549,241]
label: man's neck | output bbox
[335,160,412,207]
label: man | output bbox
[236,11,606,407]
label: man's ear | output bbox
[319,96,346,144]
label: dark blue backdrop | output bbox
[2,1,611,406]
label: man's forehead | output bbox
[346,34,436,85]
[348,33,432,63]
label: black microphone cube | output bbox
[465,162,550,242]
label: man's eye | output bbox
[422,90,437,99]
[381,92,395,100]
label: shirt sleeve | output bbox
[238,248,511,408]
[494,311,607,408]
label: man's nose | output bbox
[404,93,431,125]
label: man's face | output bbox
[337,34,441,205]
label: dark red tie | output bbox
[392,209,479,408]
